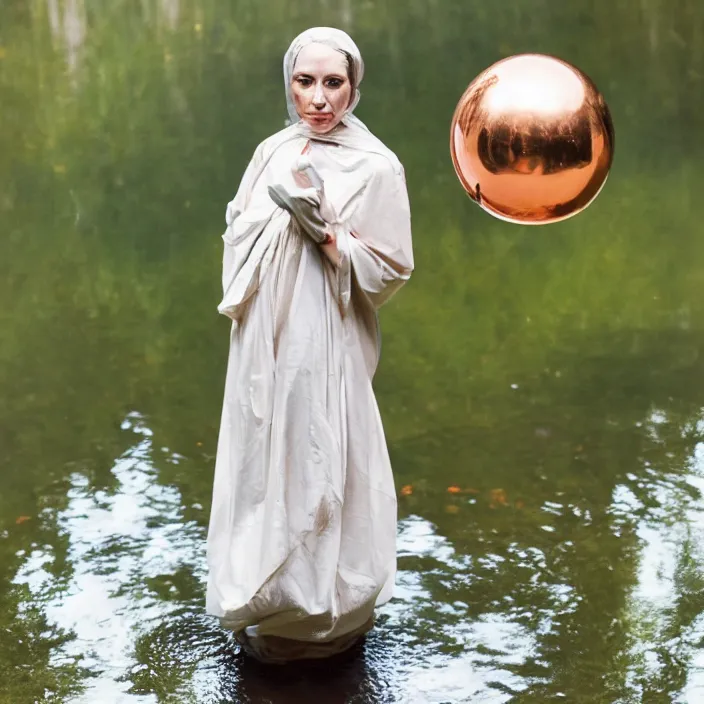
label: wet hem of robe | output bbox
[232,615,374,664]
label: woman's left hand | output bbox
[292,163,342,267]
[267,183,329,244]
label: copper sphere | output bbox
[450,54,614,225]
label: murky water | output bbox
[2,1,704,702]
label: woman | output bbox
[206,27,413,663]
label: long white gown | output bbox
[206,121,413,662]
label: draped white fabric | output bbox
[205,28,413,662]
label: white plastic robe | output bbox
[206,28,413,662]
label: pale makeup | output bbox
[291,43,353,134]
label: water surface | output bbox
[2,1,704,702]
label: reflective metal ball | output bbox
[450,54,615,225]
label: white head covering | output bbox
[283,27,367,131]
[226,26,403,186]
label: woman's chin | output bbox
[303,117,341,134]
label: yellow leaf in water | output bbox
[490,488,507,506]
[196,442,203,447]
[194,23,202,32]
[15,516,31,525]
[400,484,413,496]
[445,505,460,514]
[447,486,461,494]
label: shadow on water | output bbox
[128,623,388,704]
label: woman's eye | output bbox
[297,77,312,87]
[326,79,343,88]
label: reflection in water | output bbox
[10,411,704,702]
[14,413,526,702]
[14,413,208,702]
[617,415,704,703]
[160,0,180,31]
[46,0,87,76]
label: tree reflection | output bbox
[391,329,704,702]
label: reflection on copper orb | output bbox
[450,54,614,225]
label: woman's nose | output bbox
[312,83,326,107]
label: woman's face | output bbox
[291,43,353,134]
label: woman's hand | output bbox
[319,233,341,268]
[267,183,329,244]
[268,161,341,268]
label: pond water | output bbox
[2,1,704,702]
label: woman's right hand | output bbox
[319,233,341,268]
